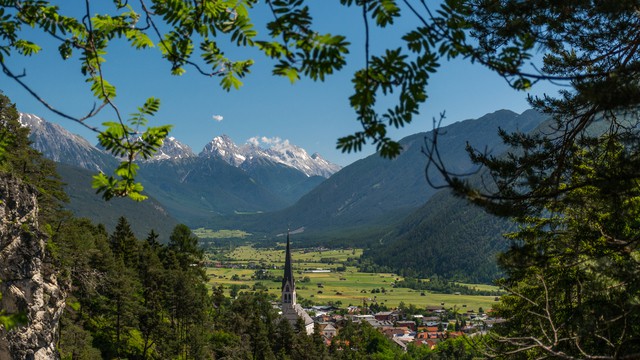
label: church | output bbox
[281,233,315,335]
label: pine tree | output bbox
[109,216,139,268]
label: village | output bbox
[250,235,505,352]
[300,303,503,351]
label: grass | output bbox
[193,228,251,239]
[225,246,363,265]
[206,246,500,312]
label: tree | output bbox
[415,2,640,359]
[478,143,640,358]
[137,234,168,359]
[0,93,67,224]
[167,224,203,272]
[109,216,139,268]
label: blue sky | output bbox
[2,2,557,166]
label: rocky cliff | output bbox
[0,175,66,359]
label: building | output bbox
[281,233,314,335]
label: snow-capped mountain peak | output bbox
[200,135,247,166]
[148,136,195,161]
[199,135,341,177]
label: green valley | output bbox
[204,245,500,313]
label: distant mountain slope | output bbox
[57,163,179,242]
[19,113,116,172]
[137,157,293,225]
[363,188,511,283]
[240,157,326,204]
[214,109,545,238]
[362,110,555,283]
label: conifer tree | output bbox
[109,216,139,268]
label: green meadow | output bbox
[193,228,251,239]
[206,246,499,313]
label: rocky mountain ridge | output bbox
[18,113,115,172]
[200,135,341,178]
[18,113,332,224]
[18,113,340,178]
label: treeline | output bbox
[394,277,502,296]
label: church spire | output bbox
[281,231,296,305]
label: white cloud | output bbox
[212,114,224,122]
[260,136,282,145]
[247,137,260,146]
[246,136,289,148]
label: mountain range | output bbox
[20,109,548,282]
[205,110,545,239]
[19,113,340,235]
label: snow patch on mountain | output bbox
[148,136,195,161]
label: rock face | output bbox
[0,175,66,360]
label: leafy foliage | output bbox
[92,97,171,201]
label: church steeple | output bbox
[280,231,314,334]
[281,232,296,306]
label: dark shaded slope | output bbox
[137,157,290,225]
[240,157,326,204]
[58,163,179,242]
[363,189,512,283]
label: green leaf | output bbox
[88,76,117,100]
[14,39,41,56]
[126,29,154,49]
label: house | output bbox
[382,326,411,338]
[392,337,408,351]
[425,306,445,313]
[413,339,439,350]
[374,311,398,322]
[396,320,416,331]
[321,323,337,339]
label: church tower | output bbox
[281,232,297,308]
[280,232,314,334]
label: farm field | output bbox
[222,245,363,266]
[206,246,499,313]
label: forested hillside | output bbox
[364,189,511,283]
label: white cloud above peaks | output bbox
[212,114,224,122]
[260,136,282,145]
[247,137,260,146]
[246,136,285,148]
